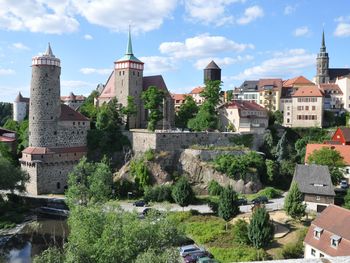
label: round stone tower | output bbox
[204,60,221,83]
[29,43,61,147]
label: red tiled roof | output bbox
[171,94,187,101]
[22,146,87,155]
[59,104,89,122]
[223,100,267,111]
[305,144,350,165]
[292,86,324,97]
[258,78,283,91]
[0,136,16,142]
[319,83,343,95]
[337,127,350,142]
[99,71,115,98]
[61,93,86,101]
[190,87,204,94]
[304,205,350,257]
[283,76,314,87]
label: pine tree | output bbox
[248,207,274,249]
[275,131,288,162]
[171,177,194,210]
[284,182,306,220]
[218,186,239,230]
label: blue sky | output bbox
[0,0,350,102]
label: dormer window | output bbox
[330,235,341,248]
[314,227,323,239]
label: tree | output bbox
[273,110,283,125]
[121,96,137,129]
[141,86,164,131]
[226,90,233,102]
[265,159,279,184]
[294,136,310,162]
[175,96,198,129]
[171,177,194,209]
[307,147,345,185]
[79,90,99,121]
[232,219,250,245]
[0,156,29,193]
[284,182,306,220]
[135,248,180,263]
[200,80,222,107]
[248,207,274,249]
[0,102,12,126]
[208,180,223,196]
[218,186,239,230]
[33,247,64,263]
[275,131,288,162]
[343,189,350,209]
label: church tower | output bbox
[315,30,330,84]
[114,29,144,128]
[204,60,221,83]
[29,43,61,147]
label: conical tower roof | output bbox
[14,92,23,102]
[43,43,55,57]
[205,60,221,69]
[320,30,326,52]
[117,28,142,63]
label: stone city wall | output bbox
[57,121,89,147]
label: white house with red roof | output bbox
[304,205,350,258]
[218,100,268,134]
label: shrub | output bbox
[129,159,151,191]
[208,180,223,196]
[143,185,173,203]
[276,228,307,259]
[209,246,269,263]
[172,177,195,208]
[144,149,155,161]
[232,219,250,245]
[229,134,253,148]
[258,187,283,199]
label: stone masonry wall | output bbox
[57,121,89,147]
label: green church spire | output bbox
[320,29,326,52]
[126,25,133,55]
[116,26,142,63]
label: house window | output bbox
[314,227,323,239]
[346,168,350,174]
[311,248,316,256]
[312,106,315,110]
[331,235,341,248]
[320,253,324,257]
[316,196,321,201]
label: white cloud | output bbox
[0,68,15,75]
[334,23,350,37]
[284,5,296,15]
[84,34,93,40]
[232,49,315,80]
[80,68,111,75]
[159,34,254,59]
[71,0,177,33]
[11,42,30,50]
[139,56,177,75]
[0,0,79,34]
[237,5,264,25]
[185,0,244,26]
[294,26,310,37]
[194,55,254,69]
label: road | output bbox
[119,196,285,214]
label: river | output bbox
[0,216,68,263]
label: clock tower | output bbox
[315,30,330,84]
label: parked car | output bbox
[133,200,148,207]
[340,180,349,189]
[183,251,213,263]
[251,195,268,204]
[179,245,202,257]
[237,198,248,206]
[197,257,219,263]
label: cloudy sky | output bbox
[0,0,350,102]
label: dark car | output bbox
[237,198,248,206]
[251,196,268,204]
[183,251,213,263]
[133,200,148,207]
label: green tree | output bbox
[218,186,239,230]
[141,86,164,131]
[200,80,222,106]
[171,177,194,209]
[0,156,29,192]
[79,90,99,121]
[306,147,345,185]
[273,110,283,125]
[121,96,137,129]
[175,96,198,129]
[208,180,223,196]
[135,248,180,263]
[33,247,64,263]
[248,207,274,249]
[0,102,12,126]
[232,219,250,245]
[294,136,310,162]
[276,131,288,162]
[265,159,279,184]
[226,90,233,102]
[343,189,350,209]
[130,159,151,192]
[284,182,306,220]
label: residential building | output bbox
[304,205,350,258]
[292,164,335,212]
[283,86,324,127]
[337,76,350,112]
[61,92,86,110]
[314,31,350,84]
[171,93,186,112]
[330,127,350,145]
[319,83,343,112]
[95,30,174,129]
[218,100,268,134]
[305,143,350,182]
[0,127,16,153]
[189,86,204,106]
[238,80,259,104]
[257,78,282,112]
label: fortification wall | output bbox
[57,121,89,147]
[126,130,264,153]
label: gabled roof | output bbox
[98,71,115,98]
[205,60,221,69]
[190,87,204,94]
[61,92,86,101]
[143,75,169,93]
[329,68,350,82]
[0,127,16,142]
[59,104,89,122]
[283,76,314,87]
[223,100,266,111]
[292,86,324,97]
[258,78,283,91]
[239,80,258,92]
[305,143,350,165]
[292,164,335,196]
[304,205,350,257]
[319,83,343,95]
[171,94,187,101]
[337,127,350,143]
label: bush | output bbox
[232,219,250,245]
[33,247,65,263]
[208,180,223,196]
[144,149,155,161]
[229,134,253,148]
[143,185,173,203]
[209,246,269,263]
[130,159,151,191]
[276,228,307,259]
[258,187,283,199]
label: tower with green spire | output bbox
[114,28,144,128]
[315,30,330,84]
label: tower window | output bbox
[137,72,140,77]
[51,116,53,119]
[119,71,121,76]
[133,71,135,76]
[123,71,125,75]
[54,131,57,135]
[57,182,61,189]
[46,102,49,106]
